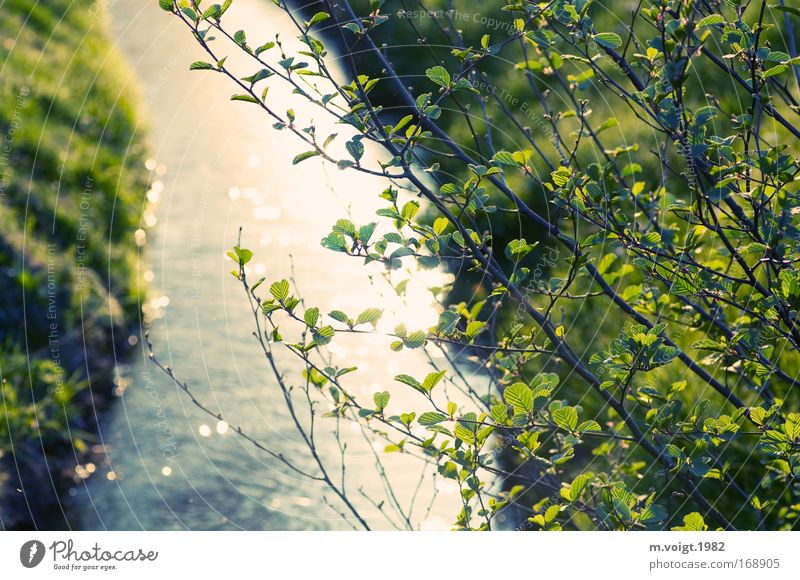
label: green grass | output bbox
[0,0,148,520]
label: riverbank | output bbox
[0,0,149,529]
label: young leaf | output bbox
[403,330,427,349]
[552,407,578,431]
[355,308,382,327]
[394,374,422,390]
[419,411,448,426]
[346,138,365,162]
[593,32,622,49]
[426,66,451,88]
[270,279,289,301]
[373,391,390,412]
[231,94,260,104]
[293,151,320,165]
[328,310,350,323]
[304,307,320,328]
[312,325,335,345]
[672,512,708,531]
[306,11,330,28]
[504,382,533,414]
[422,370,446,392]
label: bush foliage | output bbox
[162,0,800,530]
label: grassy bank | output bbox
[0,0,148,528]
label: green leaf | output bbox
[159,0,173,11]
[596,117,617,133]
[464,320,486,340]
[762,64,788,79]
[200,4,222,20]
[613,498,632,523]
[329,310,349,323]
[552,407,578,431]
[454,413,477,444]
[492,150,517,166]
[593,32,622,49]
[433,217,449,235]
[373,391,390,412]
[321,233,347,252]
[436,310,460,335]
[395,374,422,390]
[342,22,362,35]
[697,14,725,28]
[577,420,602,433]
[784,414,800,441]
[355,308,382,327]
[270,279,289,301]
[511,413,529,428]
[571,68,596,85]
[672,512,708,531]
[312,325,335,345]
[504,382,533,414]
[306,11,330,28]
[419,411,448,426]
[358,222,376,243]
[255,41,275,56]
[190,61,215,70]
[597,253,616,274]
[692,338,726,352]
[180,5,197,19]
[293,150,320,165]
[403,330,427,349]
[422,370,446,392]
[261,301,281,315]
[544,504,561,523]
[532,373,559,391]
[490,404,508,424]
[401,200,420,221]
[640,503,668,524]
[505,239,533,261]
[231,246,253,266]
[569,473,593,501]
[426,66,451,88]
[322,134,338,150]
[345,138,364,162]
[332,219,355,236]
[304,307,319,328]
[749,407,767,426]
[241,68,274,84]
[231,94,260,104]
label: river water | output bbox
[66,0,468,530]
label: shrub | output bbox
[0,347,87,461]
[159,0,800,530]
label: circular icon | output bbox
[20,540,46,568]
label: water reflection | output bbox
[66,0,467,530]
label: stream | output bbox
[65,0,468,531]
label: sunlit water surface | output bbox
[65,0,476,530]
